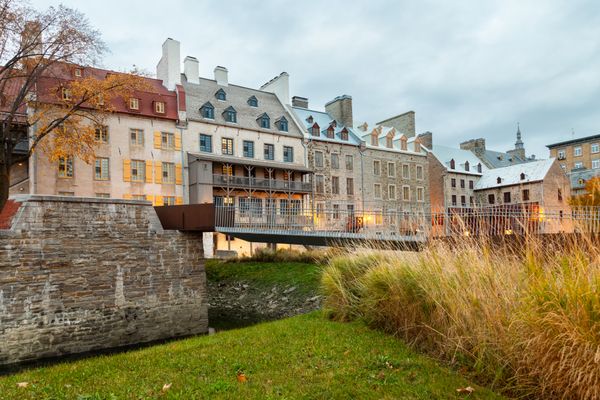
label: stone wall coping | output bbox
[9,194,152,206]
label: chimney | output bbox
[261,72,290,105]
[417,131,433,150]
[325,95,353,128]
[292,96,308,108]
[156,38,181,90]
[214,66,228,86]
[376,111,415,137]
[21,21,43,57]
[460,138,486,157]
[183,56,199,84]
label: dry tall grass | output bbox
[321,236,600,399]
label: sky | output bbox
[30,0,600,158]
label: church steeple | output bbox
[515,122,524,150]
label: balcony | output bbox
[213,174,312,193]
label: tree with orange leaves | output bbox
[0,0,147,211]
[569,176,600,206]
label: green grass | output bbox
[0,313,504,399]
[206,260,322,294]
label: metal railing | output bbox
[213,174,312,192]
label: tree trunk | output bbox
[0,166,9,213]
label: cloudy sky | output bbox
[31,0,600,157]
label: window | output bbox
[593,159,600,169]
[222,138,234,155]
[61,88,71,101]
[311,124,320,136]
[331,153,339,169]
[523,189,530,201]
[402,186,410,201]
[388,184,396,200]
[345,155,353,170]
[264,144,274,160]
[449,159,455,169]
[129,98,139,110]
[95,126,109,143]
[402,164,409,179]
[469,180,474,189]
[417,187,424,202]
[161,132,175,149]
[215,88,226,101]
[95,193,110,198]
[130,129,144,146]
[247,96,258,107]
[94,157,109,180]
[315,175,325,194]
[520,172,526,180]
[58,191,74,196]
[388,162,395,178]
[283,146,294,162]
[451,195,457,206]
[347,204,355,215]
[460,179,465,189]
[316,203,324,218]
[332,204,340,220]
[314,151,324,168]
[130,160,145,182]
[477,163,482,173]
[340,128,348,141]
[557,149,566,159]
[163,196,176,206]
[574,162,583,169]
[326,126,335,139]
[58,156,73,178]
[416,165,423,180]
[504,192,511,203]
[162,162,175,183]
[277,117,288,132]
[201,102,214,119]
[464,161,470,171]
[332,176,339,195]
[592,144,600,154]
[373,160,381,175]
[346,178,354,195]
[558,188,563,201]
[131,195,146,201]
[488,194,495,204]
[154,101,165,114]
[497,177,502,184]
[200,134,212,153]
[374,183,382,199]
[574,146,582,157]
[371,133,378,146]
[258,114,270,129]
[460,195,466,206]
[223,106,237,123]
[74,68,82,77]
[221,164,233,176]
[386,136,393,148]
[243,140,254,158]
[451,178,456,188]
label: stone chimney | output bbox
[460,138,486,158]
[292,96,308,108]
[417,131,433,150]
[21,21,43,56]
[156,38,181,90]
[325,95,353,128]
[183,56,199,84]
[214,66,228,86]
[260,72,290,105]
[376,111,415,137]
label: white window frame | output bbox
[402,163,410,179]
[161,132,175,150]
[417,186,424,202]
[155,101,165,114]
[162,162,175,184]
[373,160,381,176]
[416,165,424,180]
[388,161,395,178]
[130,98,139,110]
[388,184,396,200]
[574,162,583,169]
[331,153,339,169]
[94,157,110,181]
[592,143,600,154]
[402,185,410,201]
[374,183,382,199]
[314,151,324,168]
[574,146,582,157]
[593,159,600,169]
[130,159,145,182]
[315,174,325,194]
[130,128,144,146]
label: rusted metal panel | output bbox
[154,203,218,231]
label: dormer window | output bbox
[400,135,407,151]
[386,136,393,148]
[330,120,337,128]
[477,163,482,173]
[215,88,226,101]
[61,88,72,101]
[276,116,288,132]
[371,133,378,146]
[74,68,82,78]
[154,101,165,114]
[247,95,258,107]
[520,172,526,180]
[449,159,455,169]
[464,161,470,171]
[340,127,348,141]
[326,125,335,139]
[200,102,214,119]
[129,98,139,110]
[223,106,237,123]
[257,113,270,129]
[306,116,313,124]
[497,177,502,184]
[311,123,320,137]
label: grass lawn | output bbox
[0,313,504,399]
[206,260,322,294]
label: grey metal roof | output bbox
[547,133,600,149]
[474,158,556,190]
[478,149,527,168]
[568,168,600,190]
[291,106,363,146]
[428,145,487,175]
[183,75,303,138]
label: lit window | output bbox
[222,138,234,155]
[94,126,109,143]
[200,134,212,153]
[243,140,254,158]
[283,146,294,162]
[264,144,274,160]
[58,156,74,178]
[155,101,165,114]
[161,132,175,149]
[162,162,175,184]
[221,164,233,176]
[130,160,145,182]
[130,129,144,146]
[129,98,139,110]
[94,157,109,180]
[201,102,214,119]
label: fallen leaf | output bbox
[456,386,475,394]
[343,350,351,356]
[377,371,386,380]
[161,383,172,392]
[16,382,29,388]
[237,372,247,383]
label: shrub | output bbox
[232,247,334,264]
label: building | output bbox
[460,126,533,169]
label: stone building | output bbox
[460,126,533,169]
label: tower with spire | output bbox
[508,123,527,161]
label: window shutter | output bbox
[175,132,182,150]
[145,160,153,183]
[175,163,183,185]
[123,159,131,182]
[176,196,183,205]
[155,196,164,206]
[146,194,154,205]
[123,193,132,200]
[154,161,162,184]
[153,131,162,149]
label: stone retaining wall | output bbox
[0,195,207,365]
